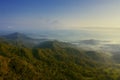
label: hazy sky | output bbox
[0,0,120,31]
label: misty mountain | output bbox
[1,32,120,80]
[2,32,31,40]
[0,32,49,48]
[35,40,75,49]
[0,37,119,80]
[78,39,101,45]
[72,39,110,45]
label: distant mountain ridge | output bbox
[2,32,33,40]
[0,32,49,48]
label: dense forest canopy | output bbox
[0,33,120,80]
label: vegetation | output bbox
[0,33,120,80]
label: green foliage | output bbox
[0,39,120,80]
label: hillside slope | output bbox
[0,34,120,80]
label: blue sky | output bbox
[0,0,120,31]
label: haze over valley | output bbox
[1,0,120,80]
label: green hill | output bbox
[0,34,120,80]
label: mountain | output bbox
[35,40,75,49]
[1,32,49,48]
[0,33,120,80]
[72,39,101,45]
[2,32,31,40]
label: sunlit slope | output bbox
[1,37,120,80]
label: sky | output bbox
[0,0,120,31]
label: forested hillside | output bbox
[0,33,120,80]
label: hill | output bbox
[1,32,49,48]
[2,32,31,40]
[0,33,120,80]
